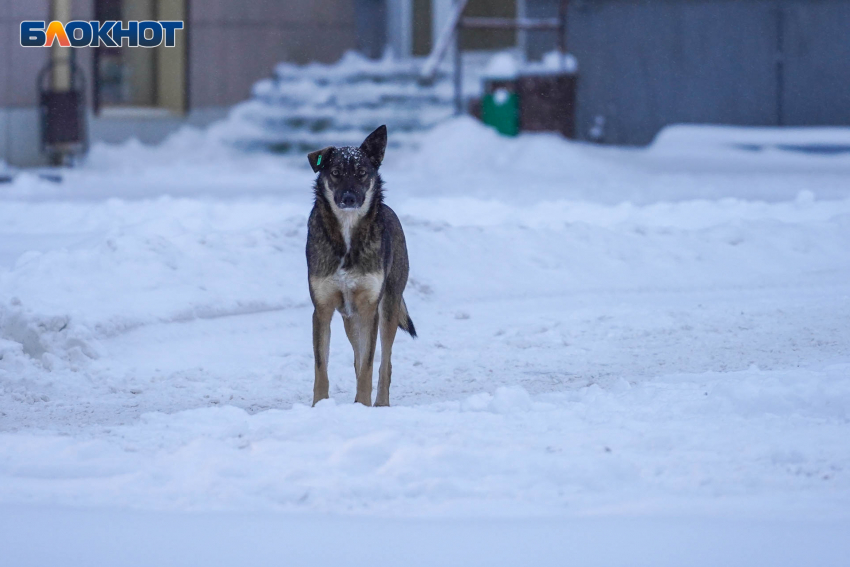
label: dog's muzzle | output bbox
[339,191,359,209]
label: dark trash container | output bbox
[475,65,577,139]
[517,73,577,139]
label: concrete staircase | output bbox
[221,51,489,154]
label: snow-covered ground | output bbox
[2,119,850,565]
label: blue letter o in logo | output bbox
[138,21,163,47]
[65,21,93,47]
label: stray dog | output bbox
[306,125,416,407]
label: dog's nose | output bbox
[341,191,357,208]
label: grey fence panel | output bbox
[570,0,778,144]
[782,1,850,126]
[524,0,850,145]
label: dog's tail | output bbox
[398,297,417,338]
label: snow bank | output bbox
[654,124,850,150]
[0,199,309,370]
[1,190,847,369]
[5,115,850,204]
[1,366,848,517]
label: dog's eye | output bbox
[358,169,367,177]
[331,170,340,177]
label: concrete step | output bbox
[221,51,498,154]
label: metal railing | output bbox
[420,0,570,114]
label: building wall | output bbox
[188,0,358,108]
[527,0,850,145]
[1,0,55,166]
[1,0,51,108]
[354,0,387,59]
[1,0,359,166]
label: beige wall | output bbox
[157,0,187,113]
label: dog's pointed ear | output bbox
[360,125,387,168]
[307,147,334,173]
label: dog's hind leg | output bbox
[375,300,399,407]
[312,306,334,406]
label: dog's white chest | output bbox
[310,269,384,318]
[333,268,360,316]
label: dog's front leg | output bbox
[312,307,333,406]
[343,315,361,378]
[375,303,398,407]
[353,306,379,406]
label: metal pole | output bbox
[517,0,527,60]
[460,17,562,30]
[420,0,470,81]
[454,27,463,114]
[51,0,72,91]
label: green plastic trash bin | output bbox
[482,87,519,137]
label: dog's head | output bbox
[308,125,387,211]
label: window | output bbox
[93,0,187,114]
[462,0,517,51]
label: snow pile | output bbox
[1,190,847,369]
[0,199,309,370]
[484,52,521,79]
[0,301,100,373]
[1,366,848,516]
[653,124,850,152]
[5,116,848,204]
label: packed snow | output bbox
[1,117,850,564]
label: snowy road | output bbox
[1,120,849,563]
[2,505,848,567]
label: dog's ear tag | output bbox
[316,155,322,166]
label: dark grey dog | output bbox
[306,126,416,407]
